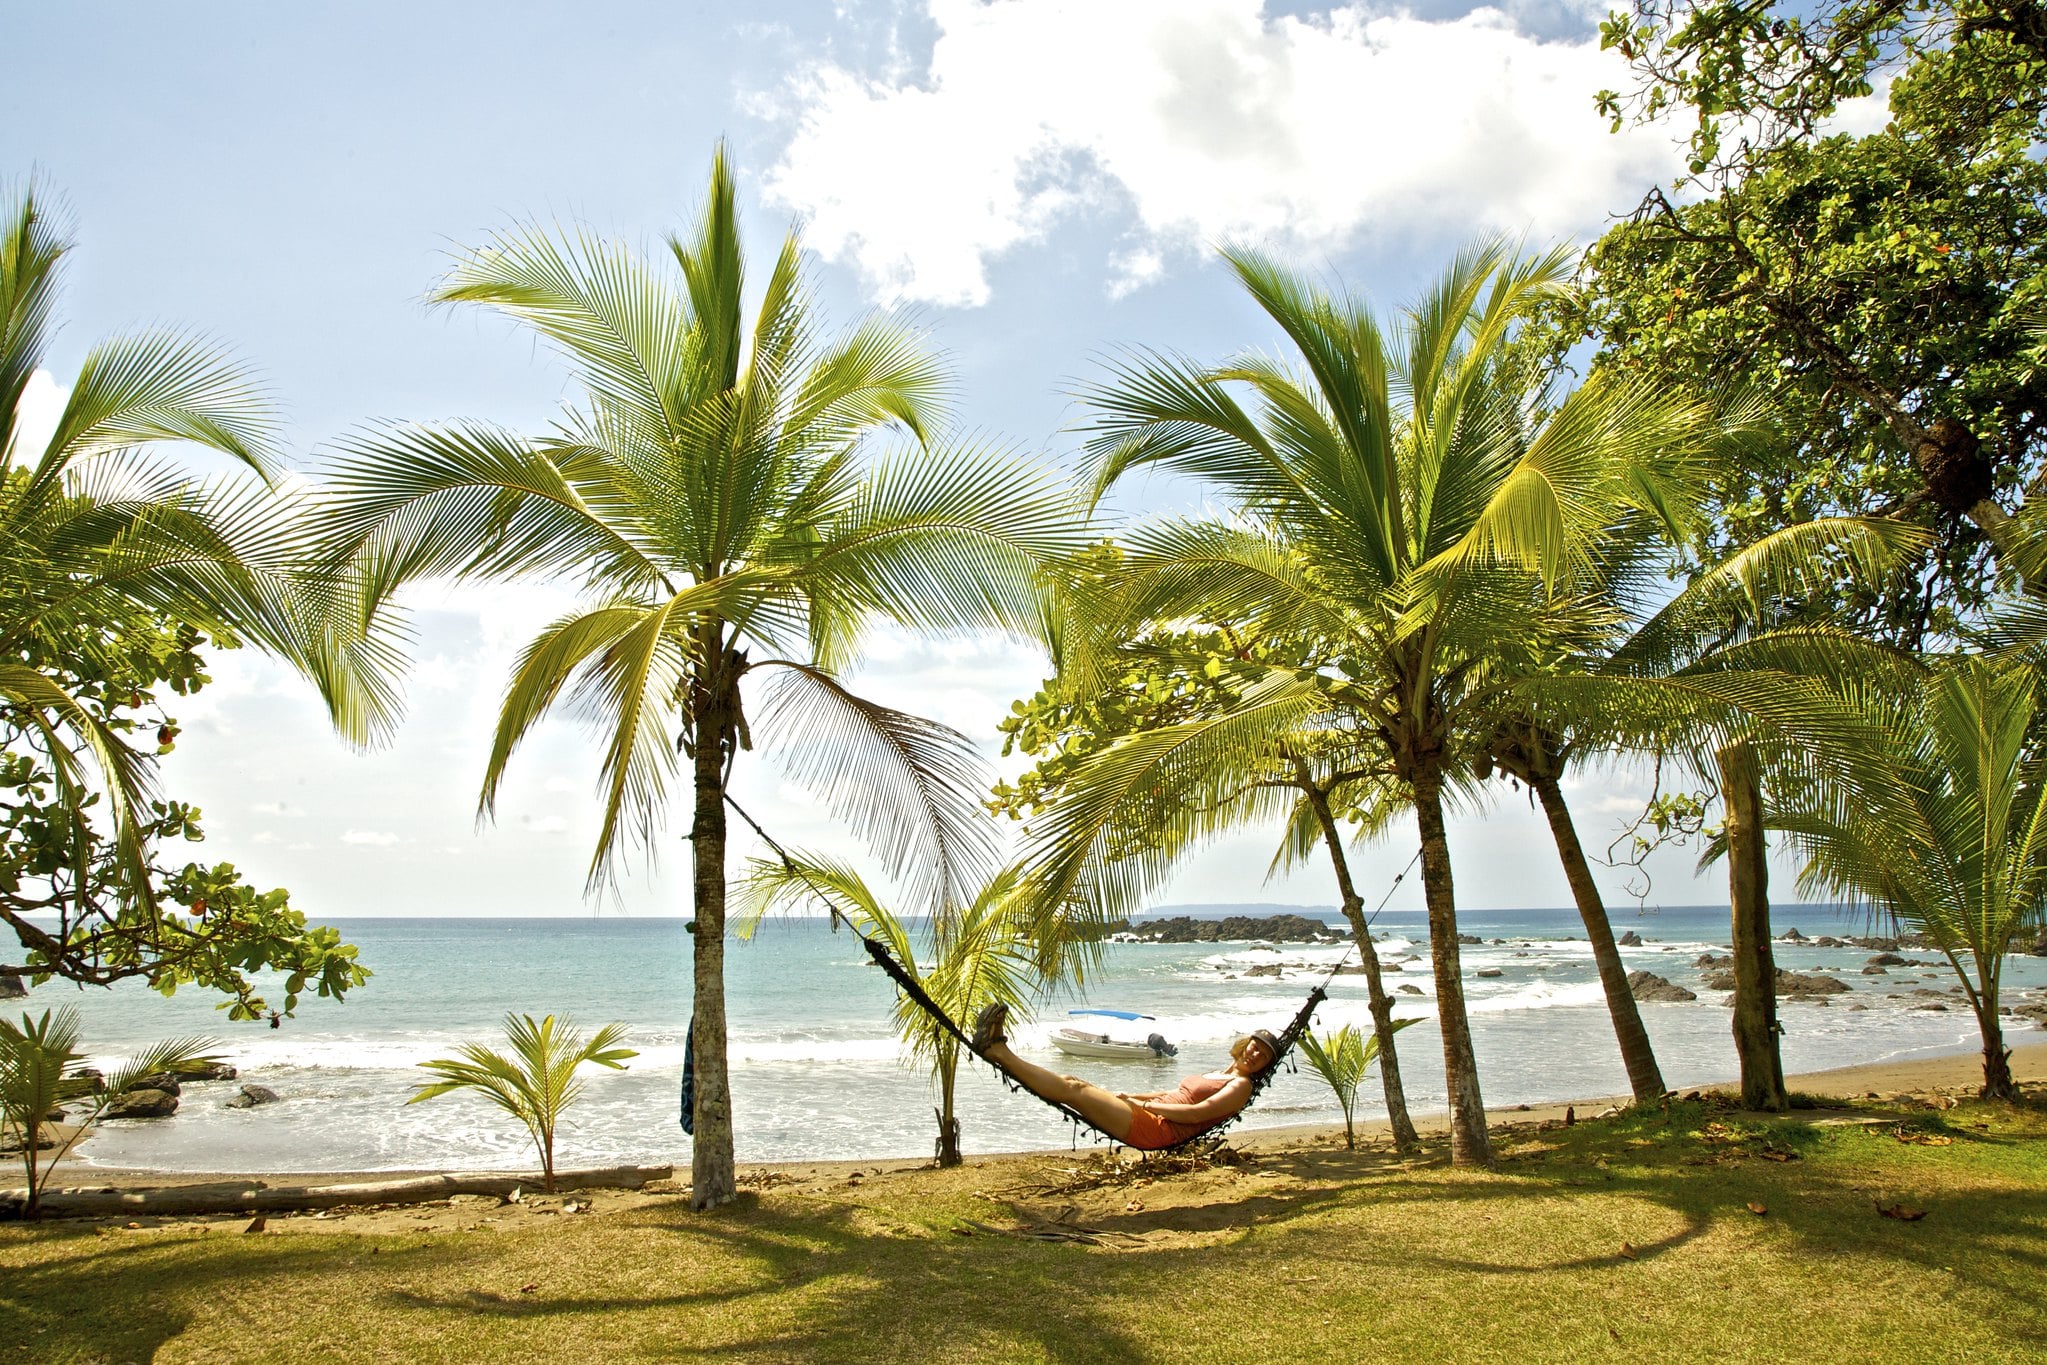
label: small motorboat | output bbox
[1049,1009,1178,1060]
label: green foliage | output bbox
[0,1005,219,1217]
[1768,655,2047,1095]
[408,1013,635,1192]
[1580,14,2047,632]
[315,147,1082,904]
[735,857,1062,1166]
[314,148,1084,1203]
[1597,0,2047,179]
[0,187,369,1017]
[1296,1018,1415,1149]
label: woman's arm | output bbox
[1139,1077,1251,1125]
[1116,1089,1168,1102]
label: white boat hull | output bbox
[1050,1028,1168,1060]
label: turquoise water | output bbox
[19,903,2043,1173]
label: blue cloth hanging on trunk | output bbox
[678,1014,695,1136]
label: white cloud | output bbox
[522,814,570,834]
[340,829,402,846]
[252,801,305,818]
[764,0,1679,305]
[7,370,66,464]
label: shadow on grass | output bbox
[5,1097,2044,1361]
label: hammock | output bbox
[721,795,1407,1155]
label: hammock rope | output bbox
[722,793,1415,1154]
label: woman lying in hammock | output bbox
[971,1003,1280,1150]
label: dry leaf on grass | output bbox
[1618,1242,1638,1260]
[1746,1202,1768,1216]
[1875,1202,1929,1221]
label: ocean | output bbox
[20,903,2044,1174]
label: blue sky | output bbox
[5,0,1767,917]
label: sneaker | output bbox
[971,1002,1009,1053]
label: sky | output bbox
[3,0,1780,918]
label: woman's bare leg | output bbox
[982,1041,1135,1142]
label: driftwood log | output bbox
[0,1164,675,1220]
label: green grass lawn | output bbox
[4,1096,2044,1364]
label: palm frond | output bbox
[754,662,998,913]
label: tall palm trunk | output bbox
[1717,741,1786,1112]
[1412,762,1491,1166]
[687,625,740,1210]
[1300,772,1421,1152]
[936,1046,963,1167]
[1531,774,1667,1102]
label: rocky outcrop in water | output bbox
[0,973,25,1000]
[103,1088,178,1119]
[1119,914,1339,944]
[226,1084,281,1109]
[1627,971,1697,1003]
[1701,967,1852,996]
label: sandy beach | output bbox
[20,1039,2042,1228]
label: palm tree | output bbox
[408,1013,636,1191]
[0,1007,220,1218]
[1536,515,1933,1109]
[1771,656,2046,1100]
[1298,1018,1414,1149]
[315,149,1082,1208]
[737,859,1052,1167]
[0,186,378,1008]
[1050,243,1731,1165]
[995,612,1426,1151]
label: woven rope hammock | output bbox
[720,795,1409,1154]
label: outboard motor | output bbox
[1147,1032,1178,1058]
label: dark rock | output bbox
[1780,927,1807,941]
[132,1072,182,1096]
[1861,966,1889,975]
[1867,953,1910,966]
[1616,931,1644,947]
[225,1084,281,1109]
[1626,971,1697,1003]
[1815,937,1844,948]
[1125,914,1338,944]
[103,1088,178,1119]
[1475,968,1504,978]
[181,1061,238,1082]
[1457,934,1483,945]
[0,1129,60,1154]
[1244,963,1284,978]
[1913,1002,1950,1012]
[1398,984,1424,996]
[1490,938,1507,945]
[1703,968,1850,996]
[74,1067,105,1094]
[1848,1003,1869,1012]
[2012,1002,2047,1028]
[1777,970,1851,997]
[1696,953,1732,968]
[0,973,25,1000]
